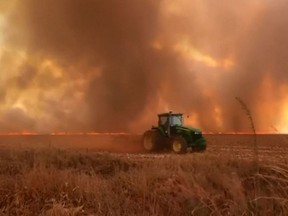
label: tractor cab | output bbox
[158,112,183,127]
[158,112,183,136]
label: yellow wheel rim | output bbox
[173,140,182,152]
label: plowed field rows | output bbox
[0,134,287,162]
[206,134,288,162]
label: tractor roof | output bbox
[158,112,183,117]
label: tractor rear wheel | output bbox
[142,130,163,152]
[170,136,187,154]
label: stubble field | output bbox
[0,134,287,215]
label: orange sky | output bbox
[0,0,288,133]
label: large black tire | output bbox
[170,136,188,154]
[142,130,163,152]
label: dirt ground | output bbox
[0,134,287,162]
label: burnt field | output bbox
[0,134,287,215]
[0,134,287,162]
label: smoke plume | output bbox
[0,0,288,133]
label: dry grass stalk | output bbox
[235,97,258,164]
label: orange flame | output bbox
[0,131,131,136]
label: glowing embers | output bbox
[0,131,38,136]
[0,131,131,136]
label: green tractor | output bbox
[142,112,207,154]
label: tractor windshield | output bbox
[170,115,182,126]
[158,114,183,127]
[159,116,168,125]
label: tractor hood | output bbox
[175,125,202,134]
[174,125,206,150]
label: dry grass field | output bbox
[0,134,287,215]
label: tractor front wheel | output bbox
[171,136,187,154]
[142,130,163,152]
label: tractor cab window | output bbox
[170,115,183,126]
[159,116,168,126]
[159,115,183,127]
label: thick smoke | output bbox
[0,0,288,132]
